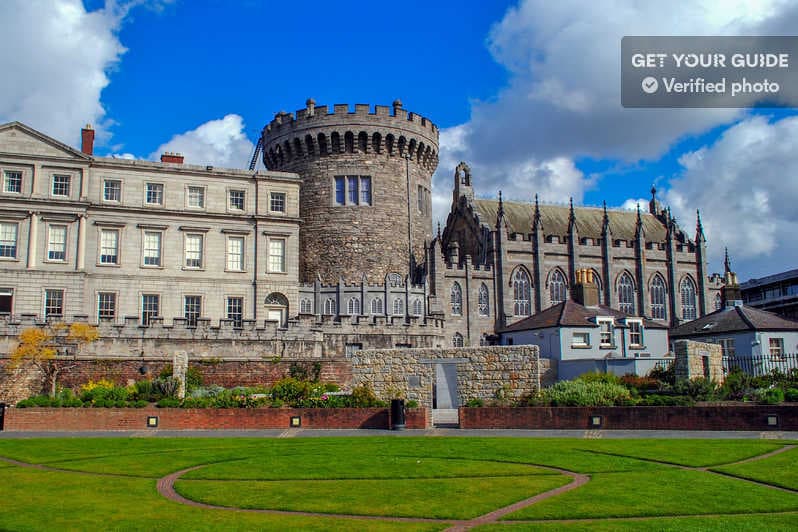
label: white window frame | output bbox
[412,298,423,316]
[226,296,244,327]
[769,337,785,360]
[3,170,22,194]
[142,230,163,268]
[347,297,361,315]
[333,175,372,206]
[270,191,286,213]
[98,228,120,265]
[184,233,204,269]
[97,291,117,322]
[225,235,245,272]
[51,174,71,197]
[183,295,202,327]
[102,179,122,203]
[228,189,246,211]
[392,297,404,316]
[299,298,313,314]
[452,332,464,347]
[571,332,591,347]
[186,185,206,209]
[0,221,18,259]
[597,317,615,347]
[145,182,164,206]
[43,288,64,319]
[627,319,644,347]
[46,224,68,262]
[267,237,285,273]
[141,293,160,326]
[371,297,384,315]
[323,297,336,316]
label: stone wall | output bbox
[348,345,540,408]
[673,339,724,383]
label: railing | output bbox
[723,353,798,376]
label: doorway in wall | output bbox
[432,362,459,426]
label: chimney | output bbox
[81,124,94,155]
[572,268,600,307]
[160,152,184,164]
[721,271,743,308]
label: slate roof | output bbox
[670,304,798,338]
[473,199,670,242]
[499,300,668,333]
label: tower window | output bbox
[333,175,372,206]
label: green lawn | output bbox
[0,437,795,530]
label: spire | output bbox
[651,185,657,200]
[696,209,706,242]
[635,203,644,239]
[648,184,659,215]
[496,190,505,230]
[602,200,610,235]
[437,221,441,240]
[724,247,732,274]
[533,193,543,230]
[568,197,577,232]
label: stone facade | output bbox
[348,345,541,408]
[673,339,725,383]
[261,100,439,284]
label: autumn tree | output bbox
[10,323,99,397]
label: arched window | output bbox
[300,298,313,314]
[478,283,490,317]
[344,131,354,153]
[451,282,463,315]
[549,269,567,305]
[412,298,423,316]
[714,292,722,310]
[452,332,464,347]
[650,275,667,320]
[618,272,636,314]
[681,277,697,320]
[347,297,361,315]
[393,297,404,316]
[592,271,604,305]
[513,268,531,316]
[371,297,384,315]
[387,273,403,287]
[323,297,336,316]
[358,131,368,153]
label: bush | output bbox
[786,388,798,402]
[673,377,717,401]
[79,381,130,405]
[153,377,180,399]
[535,380,632,406]
[718,368,753,401]
[156,398,181,408]
[465,398,484,407]
[405,400,419,408]
[350,384,385,407]
[132,380,154,402]
[648,363,676,385]
[620,375,661,392]
[271,378,312,404]
[753,387,785,405]
[635,394,695,406]
[577,372,621,385]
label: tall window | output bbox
[268,238,285,273]
[103,179,121,202]
[99,229,119,265]
[52,175,70,196]
[513,268,531,316]
[335,177,345,205]
[478,283,490,317]
[229,189,245,210]
[360,176,372,205]
[417,184,425,213]
[347,297,361,315]
[3,171,21,193]
[769,337,785,359]
[141,294,159,325]
[412,298,423,316]
[143,232,162,266]
[714,292,722,310]
[187,186,205,208]
[324,297,336,315]
[549,269,567,305]
[628,321,643,346]
[226,297,243,327]
[97,292,116,321]
[145,183,163,205]
[47,225,67,261]
[333,175,372,205]
[0,222,17,258]
[393,297,404,316]
[347,176,358,204]
[451,282,463,315]
[371,297,384,315]
[44,289,64,318]
[184,234,204,268]
[680,277,697,320]
[452,332,464,347]
[184,295,201,327]
[618,272,636,314]
[226,236,244,271]
[300,298,313,314]
[598,319,614,346]
[650,275,667,320]
[270,192,285,212]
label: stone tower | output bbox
[261,99,439,283]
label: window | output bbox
[714,292,723,310]
[270,192,285,212]
[300,298,313,314]
[387,273,403,287]
[145,183,163,205]
[44,289,64,318]
[650,275,667,320]
[99,229,119,265]
[226,236,244,271]
[417,185,425,213]
[0,222,17,258]
[628,320,643,346]
[550,269,567,305]
[769,337,785,359]
[333,175,372,205]
[680,277,697,320]
[143,231,162,266]
[513,268,531,316]
[184,296,201,327]
[47,225,67,261]
[412,298,423,316]
[97,292,116,321]
[451,282,462,315]
[141,294,159,326]
[572,332,590,347]
[453,332,464,347]
[229,189,245,210]
[52,175,70,196]
[268,238,285,273]
[478,283,490,316]
[3,171,21,193]
[103,179,121,202]
[226,297,243,327]
[393,297,404,316]
[324,297,336,315]
[184,234,204,268]
[618,273,635,314]
[371,297,384,315]
[345,343,363,356]
[187,186,205,208]
[598,319,614,346]
[718,338,735,357]
[347,297,361,315]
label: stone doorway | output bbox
[0,288,12,315]
[432,362,459,426]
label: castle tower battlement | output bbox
[261,99,439,284]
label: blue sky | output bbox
[2,0,798,280]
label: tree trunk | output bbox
[49,368,59,398]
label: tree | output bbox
[10,323,99,397]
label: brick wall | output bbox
[3,406,430,431]
[459,405,798,430]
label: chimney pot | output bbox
[160,152,184,164]
[81,124,95,155]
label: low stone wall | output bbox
[674,339,724,383]
[349,345,540,408]
[2,406,430,431]
[459,405,798,431]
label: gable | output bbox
[0,122,89,161]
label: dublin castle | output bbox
[0,99,722,369]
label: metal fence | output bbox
[722,353,798,376]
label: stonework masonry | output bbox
[673,339,725,383]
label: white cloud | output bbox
[620,198,649,211]
[149,114,255,168]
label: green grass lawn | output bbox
[0,437,796,530]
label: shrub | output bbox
[132,380,154,402]
[753,387,785,405]
[648,363,676,385]
[152,377,180,399]
[673,377,717,401]
[271,378,312,404]
[719,368,753,401]
[185,366,204,392]
[156,398,181,408]
[786,388,798,402]
[465,398,484,407]
[577,371,621,385]
[350,384,385,407]
[635,394,695,406]
[189,385,226,399]
[620,375,660,392]
[405,399,419,408]
[535,380,632,406]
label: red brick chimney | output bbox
[160,152,184,164]
[81,124,94,155]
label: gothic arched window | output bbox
[412,298,423,316]
[371,297,384,315]
[393,297,404,316]
[452,332,464,347]
[300,298,313,314]
[681,277,697,320]
[478,283,490,317]
[550,269,567,305]
[451,282,463,315]
[650,275,667,320]
[323,297,336,316]
[618,273,636,314]
[714,292,722,310]
[512,268,531,316]
[347,297,361,315]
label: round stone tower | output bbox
[261,99,439,284]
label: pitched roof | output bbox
[670,305,798,338]
[0,121,91,160]
[499,300,668,333]
[473,199,670,242]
